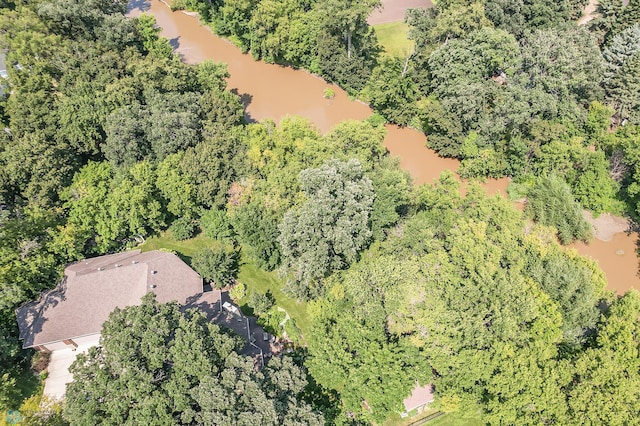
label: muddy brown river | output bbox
[128,0,639,294]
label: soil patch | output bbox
[578,0,598,25]
[368,0,433,25]
[582,211,630,242]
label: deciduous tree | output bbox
[278,159,375,300]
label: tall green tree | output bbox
[567,291,640,424]
[191,243,240,288]
[603,24,640,123]
[278,159,375,300]
[525,175,592,244]
[318,0,379,58]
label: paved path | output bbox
[43,344,93,400]
[368,0,434,25]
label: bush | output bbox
[168,217,197,241]
[248,291,275,316]
[526,175,593,244]
[282,317,302,343]
[229,282,246,303]
[191,243,240,287]
[200,208,234,241]
[256,308,286,336]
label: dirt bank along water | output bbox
[127,0,639,294]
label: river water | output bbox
[127,0,639,294]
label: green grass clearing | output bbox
[140,232,217,265]
[382,408,441,426]
[237,257,310,336]
[426,410,484,426]
[373,22,414,58]
[140,232,310,337]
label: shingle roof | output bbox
[16,250,203,348]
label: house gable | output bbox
[16,250,203,349]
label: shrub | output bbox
[168,217,196,241]
[283,318,302,343]
[191,243,240,287]
[526,175,593,244]
[323,88,335,99]
[256,308,286,336]
[229,282,246,303]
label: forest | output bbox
[0,0,639,424]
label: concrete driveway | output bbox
[43,344,93,400]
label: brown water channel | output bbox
[127,0,639,294]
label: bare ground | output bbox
[578,0,599,25]
[367,0,434,25]
[583,211,631,241]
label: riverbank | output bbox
[128,0,639,294]
[583,211,631,241]
[367,0,434,25]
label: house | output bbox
[400,383,434,418]
[16,249,203,353]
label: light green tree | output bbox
[278,159,375,300]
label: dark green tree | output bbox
[231,199,282,271]
[603,24,640,123]
[200,208,235,241]
[248,291,275,315]
[363,57,418,127]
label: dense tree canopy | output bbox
[65,294,324,425]
[307,174,609,423]
[2,0,640,424]
[278,159,375,300]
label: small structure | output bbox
[16,250,203,352]
[401,383,435,418]
[222,301,240,316]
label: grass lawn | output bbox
[237,258,310,335]
[426,410,484,426]
[140,232,310,336]
[382,408,441,426]
[140,232,217,265]
[373,22,414,57]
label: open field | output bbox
[140,232,216,264]
[237,258,310,334]
[374,21,414,57]
[426,411,484,426]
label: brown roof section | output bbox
[17,250,203,348]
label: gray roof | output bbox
[17,250,203,348]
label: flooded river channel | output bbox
[128,0,639,294]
